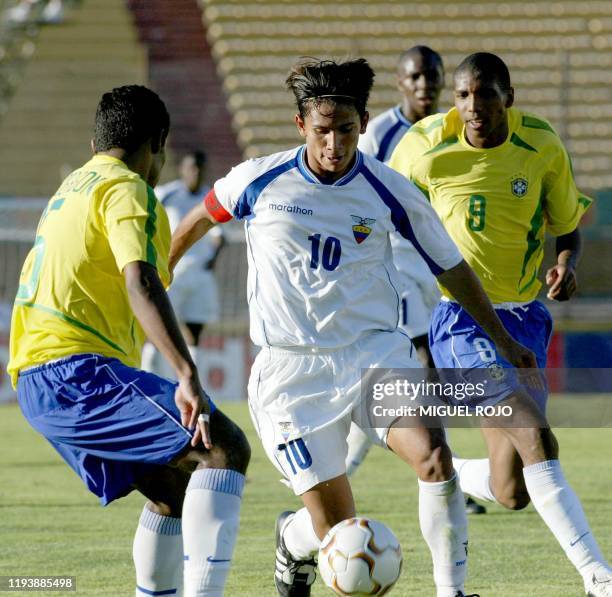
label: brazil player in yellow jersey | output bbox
[8,85,250,597]
[389,52,611,596]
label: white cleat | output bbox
[585,571,612,597]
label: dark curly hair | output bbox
[94,85,170,155]
[286,57,375,118]
[454,52,511,91]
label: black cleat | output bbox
[465,496,487,515]
[274,511,317,596]
[454,592,480,597]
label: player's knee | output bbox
[495,489,531,511]
[519,427,559,461]
[219,423,251,474]
[145,498,184,518]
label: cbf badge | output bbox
[511,175,528,198]
[351,215,376,244]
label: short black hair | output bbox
[454,52,511,91]
[183,150,207,169]
[94,85,170,155]
[397,45,444,72]
[286,57,375,118]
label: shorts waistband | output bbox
[264,345,342,356]
[441,296,535,310]
[19,353,108,376]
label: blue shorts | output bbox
[17,354,216,505]
[429,300,552,409]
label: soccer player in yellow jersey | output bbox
[389,52,611,596]
[8,86,250,597]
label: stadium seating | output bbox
[0,0,147,197]
[200,0,612,193]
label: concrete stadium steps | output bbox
[127,0,242,183]
[0,0,147,197]
[201,0,612,193]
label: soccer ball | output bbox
[318,517,403,596]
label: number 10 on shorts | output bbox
[279,438,313,475]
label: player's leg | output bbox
[482,396,611,591]
[264,421,353,596]
[275,474,355,596]
[133,408,250,597]
[248,344,357,596]
[131,466,190,596]
[178,409,250,597]
[358,330,471,597]
[345,423,372,477]
[453,427,527,509]
[385,423,470,597]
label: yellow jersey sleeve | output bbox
[542,142,593,236]
[388,114,442,199]
[102,180,171,286]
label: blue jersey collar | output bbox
[297,146,363,187]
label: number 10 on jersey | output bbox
[308,234,342,271]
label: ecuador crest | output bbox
[351,215,376,244]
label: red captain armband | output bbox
[204,189,233,223]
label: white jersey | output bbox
[156,179,223,274]
[358,105,413,163]
[213,146,462,349]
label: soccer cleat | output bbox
[454,593,480,597]
[585,570,612,597]
[465,496,487,515]
[274,511,317,596]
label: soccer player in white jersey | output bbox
[170,58,537,597]
[142,150,225,377]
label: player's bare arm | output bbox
[169,199,218,272]
[124,260,212,449]
[437,260,537,368]
[546,228,582,301]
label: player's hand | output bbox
[496,336,537,369]
[175,371,213,450]
[546,263,577,302]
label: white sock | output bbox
[283,507,321,560]
[133,506,183,596]
[182,469,245,597]
[523,460,610,581]
[453,457,497,503]
[345,425,373,477]
[418,474,469,597]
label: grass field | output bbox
[1,400,611,596]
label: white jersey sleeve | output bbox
[358,106,412,163]
[214,149,301,220]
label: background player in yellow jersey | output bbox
[8,85,250,597]
[389,52,611,596]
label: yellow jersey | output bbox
[8,155,171,386]
[388,107,592,303]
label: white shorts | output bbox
[397,271,440,339]
[167,268,220,324]
[248,330,419,495]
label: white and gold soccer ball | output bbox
[318,517,403,596]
